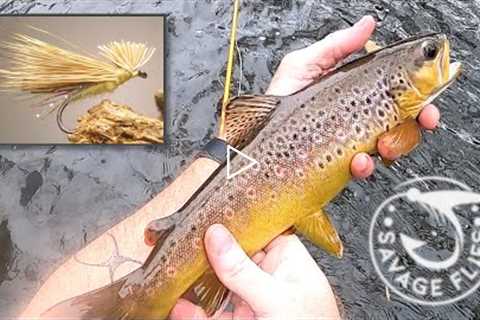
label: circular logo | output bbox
[369,176,480,305]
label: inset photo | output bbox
[0,15,165,144]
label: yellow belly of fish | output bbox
[141,139,377,319]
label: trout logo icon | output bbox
[369,177,480,306]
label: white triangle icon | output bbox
[227,145,259,179]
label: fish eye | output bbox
[422,41,438,60]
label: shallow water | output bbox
[0,0,479,318]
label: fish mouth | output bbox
[423,36,462,106]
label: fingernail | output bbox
[207,224,234,256]
[356,15,375,27]
[358,154,369,171]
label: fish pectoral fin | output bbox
[224,95,280,148]
[365,39,382,53]
[144,215,177,247]
[294,209,343,258]
[190,269,231,317]
[378,118,422,164]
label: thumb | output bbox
[204,224,280,314]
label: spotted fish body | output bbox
[42,34,461,319]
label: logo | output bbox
[369,176,480,306]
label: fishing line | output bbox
[218,0,240,139]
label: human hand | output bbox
[170,224,340,320]
[265,15,440,179]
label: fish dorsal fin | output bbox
[294,209,343,258]
[378,118,422,165]
[224,95,280,148]
[191,269,231,317]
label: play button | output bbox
[226,145,258,179]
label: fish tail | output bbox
[41,276,131,320]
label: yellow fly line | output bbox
[218,0,241,139]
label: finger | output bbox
[303,15,376,69]
[251,250,266,265]
[204,224,280,313]
[233,301,255,320]
[170,298,208,320]
[418,104,440,130]
[350,153,375,178]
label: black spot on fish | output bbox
[302,127,307,133]
[318,110,325,117]
[265,172,270,178]
[289,144,295,150]
[334,88,341,93]
[316,122,322,129]
[336,148,343,156]
[331,115,336,121]
[161,256,167,263]
[300,104,305,109]
[366,97,372,105]
[191,225,197,232]
[340,99,346,105]
[350,101,356,107]
[363,109,370,115]
[317,161,325,169]
[355,126,362,134]
[228,195,234,201]
[384,102,391,110]
[311,96,316,102]
[290,119,297,125]
[378,109,386,118]
[394,115,399,121]
[353,113,359,120]
[305,113,310,119]
[376,69,382,75]
[326,155,332,162]
[400,79,405,84]
[283,151,290,158]
[293,133,298,140]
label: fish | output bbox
[41,33,462,319]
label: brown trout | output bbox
[42,33,461,319]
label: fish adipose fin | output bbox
[364,39,382,53]
[144,214,178,247]
[189,269,231,317]
[378,119,422,166]
[294,209,343,258]
[224,95,280,148]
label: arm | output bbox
[21,157,220,317]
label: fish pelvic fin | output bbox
[378,118,422,164]
[223,95,280,148]
[41,275,130,320]
[295,209,343,258]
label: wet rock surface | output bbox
[0,0,479,318]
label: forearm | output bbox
[21,157,220,318]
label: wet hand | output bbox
[170,224,340,320]
[265,15,441,179]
